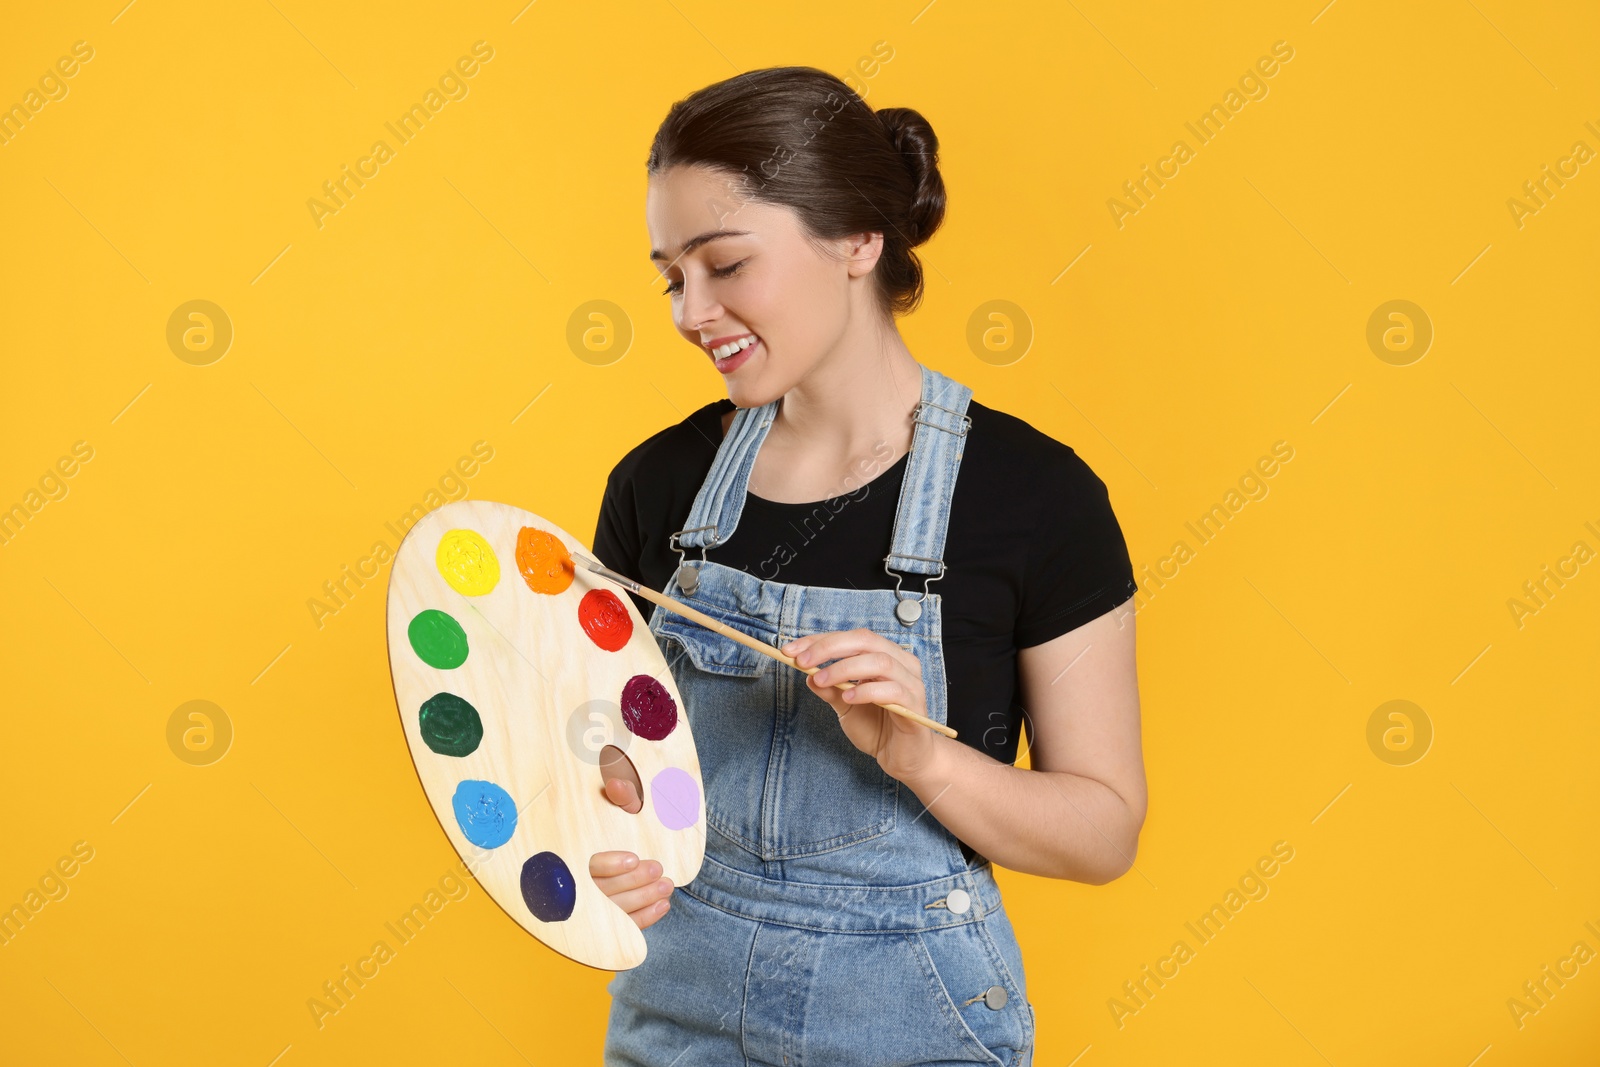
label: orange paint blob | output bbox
[579,588,633,651]
[516,527,575,594]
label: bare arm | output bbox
[594,598,1147,921]
[900,601,1145,884]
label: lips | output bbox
[710,336,760,375]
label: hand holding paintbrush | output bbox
[567,551,958,739]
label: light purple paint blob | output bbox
[650,767,700,831]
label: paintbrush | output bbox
[567,550,958,739]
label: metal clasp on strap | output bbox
[670,525,720,596]
[669,525,720,555]
[883,552,947,625]
[912,400,972,437]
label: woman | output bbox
[589,66,1146,1066]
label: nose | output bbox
[674,273,722,338]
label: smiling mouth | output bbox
[708,335,760,374]
[708,334,759,360]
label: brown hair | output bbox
[647,66,946,319]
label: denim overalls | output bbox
[605,363,1036,1066]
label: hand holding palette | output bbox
[385,499,704,971]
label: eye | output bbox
[661,260,747,296]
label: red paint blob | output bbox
[579,588,633,652]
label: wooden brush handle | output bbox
[583,560,958,740]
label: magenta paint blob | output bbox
[650,766,700,831]
[620,674,677,740]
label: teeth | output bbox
[713,335,757,360]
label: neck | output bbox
[774,320,923,461]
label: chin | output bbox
[724,381,776,409]
[718,369,777,410]
[718,344,798,409]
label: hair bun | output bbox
[877,107,945,246]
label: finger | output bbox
[880,638,920,673]
[791,629,917,673]
[812,650,898,688]
[603,776,642,813]
[610,876,676,921]
[805,671,853,709]
[591,854,667,895]
[783,628,871,668]
[631,891,673,929]
[589,850,641,877]
[835,679,914,714]
[814,671,871,698]
[780,634,814,659]
[780,629,845,660]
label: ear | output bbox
[841,230,886,279]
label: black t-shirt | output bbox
[592,394,1138,769]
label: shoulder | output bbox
[962,399,1109,498]
[965,399,1136,644]
[605,398,732,492]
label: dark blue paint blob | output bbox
[451,779,518,849]
[520,851,577,923]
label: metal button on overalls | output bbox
[605,364,1036,1066]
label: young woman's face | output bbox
[646,164,878,408]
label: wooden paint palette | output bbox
[384,499,704,970]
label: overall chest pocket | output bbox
[650,610,899,860]
[651,609,770,678]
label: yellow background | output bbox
[2,0,1597,1063]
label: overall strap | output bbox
[668,364,974,609]
[881,363,973,620]
[672,399,779,557]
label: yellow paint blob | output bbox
[436,529,501,596]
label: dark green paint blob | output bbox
[419,692,484,757]
[408,609,469,670]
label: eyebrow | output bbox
[649,229,754,264]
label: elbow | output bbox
[1092,808,1145,885]
[1091,844,1138,885]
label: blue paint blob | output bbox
[520,851,577,923]
[451,779,518,849]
